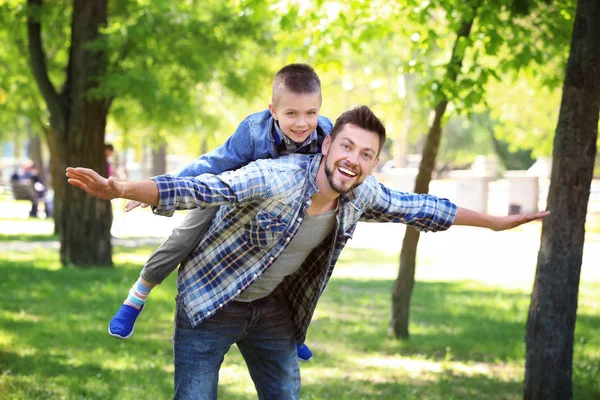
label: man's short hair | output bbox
[272,64,322,105]
[330,106,387,155]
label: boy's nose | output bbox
[295,117,307,127]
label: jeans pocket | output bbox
[175,301,193,329]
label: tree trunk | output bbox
[389,100,448,338]
[27,131,47,184]
[389,4,479,339]
[27,0,113,267]
[152,143,167,176]
[524,0,600,398]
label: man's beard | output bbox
[324,158,360,195]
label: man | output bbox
[67,106,549,399]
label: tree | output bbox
[11,0,279,267]
[27,0,113,266]
[524,0,600,397]
[389,0,575,339]
[389,1,481,338]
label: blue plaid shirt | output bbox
[151,154,457,344]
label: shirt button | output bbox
[286,237,291,242]
[253,273,258,278]
[269,257,274,262]
[207,310,211,315]
[237,290,241,294]
[219,303,223,308]
[297,217,302,223]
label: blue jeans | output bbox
[173,291,300,400]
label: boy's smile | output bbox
[269,93,322,144]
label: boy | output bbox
[110,63,330,362]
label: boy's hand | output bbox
[66,167,125,200]
[125,200,150,212]
[491,210,550,231]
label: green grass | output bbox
[0,242,599,399]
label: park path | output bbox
[1,199,599,286]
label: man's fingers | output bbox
[67,178,87,191]
[125,201,141,212]
[140,203,150,208]
[66,167,96,185]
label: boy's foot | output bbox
[108,304,143,339]
[296,343,313,362]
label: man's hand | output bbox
[66,167,125,200]
[125,200,150,212]
[491,210,551,231]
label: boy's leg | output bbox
[236,293,301,400]
[109,208,218,339]
[173,298,250,400]
[139,208,218,283]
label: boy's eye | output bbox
[286,112,296,116]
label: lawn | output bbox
[0,231,598,399]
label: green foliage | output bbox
[0,0,282,150]
[0,1,50,142]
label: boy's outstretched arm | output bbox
[66,167,159,205]
[453,207,550,231]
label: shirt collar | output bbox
[273,120,318,149]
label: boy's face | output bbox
[320,123,380,194]
[269,92,321,144]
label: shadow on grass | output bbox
[309,277,600,399]
[1,251,598,399]
[0,257,256,400]
[300,371,524,400]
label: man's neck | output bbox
[307,162,340,216]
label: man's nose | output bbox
[345,151,360,165]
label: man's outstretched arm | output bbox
[66,167,159,205]
[453,207,550,231]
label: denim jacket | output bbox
[173,109,333,177]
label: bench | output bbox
[11,180,36,201]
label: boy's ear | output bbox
[268,104,278,120]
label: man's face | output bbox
[321,124,380,194]
[269,93,321,144]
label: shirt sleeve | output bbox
[172,118,256,177]
[360,181,458,232]
[150,159,272,216]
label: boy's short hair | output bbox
[272,64,322,105]
[330,106,387,155]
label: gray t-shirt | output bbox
[236,208,337,302]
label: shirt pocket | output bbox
[244,209,288,248]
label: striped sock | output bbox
[123,279,152,310]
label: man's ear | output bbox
[268,104,278,120]
[321,135,332,156]
[369,157,380,175]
